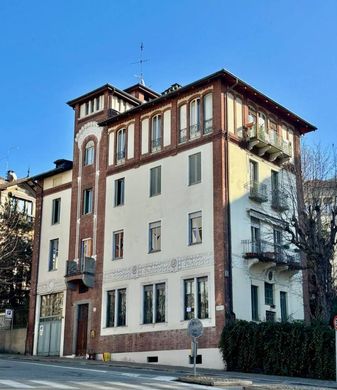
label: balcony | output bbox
[271,189,289,212]
[151,137,162,152]
[242,239,301,273]
[179,128,187,143]
[190,124,201,139]
[246,181,268,203]
[203,119,213,135]
[246,125,292,163]
[65,257,95,289]
[116,149,126,164]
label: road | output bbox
[0,357,241,390]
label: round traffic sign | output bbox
[188,318,203,338]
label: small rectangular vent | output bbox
[147,356,158,363]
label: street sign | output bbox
[188,318,203,338]
[5,309,13,319]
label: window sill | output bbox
[149,193,161,198]
[141,321,167,326]
[114,204,125,208]
[112,257,123,261]
[189,241,202,246]
[148,250,161,254]
[188,181,201,186]
[78,109,104,121]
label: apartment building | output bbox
[26,70,315,368]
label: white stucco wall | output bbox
[102,143,215,335]
[228,142,304,322]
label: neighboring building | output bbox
[26,70,315,368]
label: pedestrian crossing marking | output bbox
[106,381,151,390]
[71,382,118,389]
[152,376,177,382]
[30,380,77,389]
[0,380,35,388]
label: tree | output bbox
[282,143,337,323]
[0,199,33,311]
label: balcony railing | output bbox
[247,125,292,161]
[242,239,300,267]
[190,124,201,139]
[246,181,268,203]
[271,189,289,212]
[66,257,95,277]
[179,128,187,143]
[116,150,126,161]
[151,137,162,152]
[203,119,213,135]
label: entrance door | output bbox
[76,304,88,356]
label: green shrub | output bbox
[219,320,335,379]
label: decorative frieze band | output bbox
[37,278,66,295]
[103,252,214,283]
[75,121,102,148]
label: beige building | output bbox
[27,70,315,368]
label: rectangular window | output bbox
[51,198,61,225]
[184,277,208,320]
[280,291,287,322]
[149,221,161,252]
[203,93,213,134]
[143,283,166,324]
[83,188,93,214]
[113,230,124,259]
[273,229,282,257]
[251,217,261,253]
[251,285,259,321]
[49,239,59,271]
[179,104,187,143]
[151,115,162,151]
[264,282,274,306]
[81,238,92,259]
[114,178,125,206]
[106,288,126,327]
[249,160,258,183]
[189,211,202,244]
[150,166,161,197]
[189,152,201,185]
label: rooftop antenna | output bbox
[132,42,149,86]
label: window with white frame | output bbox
[151,115,162,152]
[150,166,161,197]
[149,221,161,252]
[184,276,208,320]
[83,188,93,214]
[143,283,166,324]
[251,285,259,321]
[189,211,202,244]
[178,104,187,143]
[81,238,92,259]
[280,291,288,322]
[189,152,201,185]
[190,98,201,138]
[49,239,59,271]
[116,128,126,162]
[203,93,213,134]
[113,230,124,259]
[114,178,125,206]
[51,198,61,225]
[264,282,274,306]
[106,288,126,327]
[79,96,104,118]
[84,140,95,166]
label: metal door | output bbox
[37,318,61,356]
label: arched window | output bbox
[151,115,162,152]
[116,128,126,162]
[84,140,95,166]
[203,93,213,134]
[190,98,201,138]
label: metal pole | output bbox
[193,337,197,377]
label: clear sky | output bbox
[0,0,336,178]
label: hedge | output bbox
[219,320,335,380]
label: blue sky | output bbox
[0,0,336,178]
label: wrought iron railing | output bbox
[190,124,201,139]
[241,239,300,264]
[179,128,187,143]
[248,126,292,157]
[246,181,268,203]
[203,119,213,135]
[151,137,162,151]
[116,150,126,161]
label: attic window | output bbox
[79,96,104,118]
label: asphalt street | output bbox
[0,357,241,390]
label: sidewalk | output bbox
[1,353,337,389]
